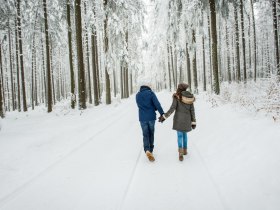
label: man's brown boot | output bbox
[146,151,155,162]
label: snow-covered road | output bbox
[0,92,280,210]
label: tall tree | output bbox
[202,34,206,91]
[250,0,257,81]
[192,29,198,93]
[167,42,172,91]
[84,2,92,104]
[75,0,86,109]
[16,0,27,111]
[15,17,21,111]
[8,23,15,110]
[209,0,220,94]
[104,0,111,104]
[226,20,231,83]
[66,0,75,109]
[186,42,191,92]
[91,26,99,106]
[43,0,53,112]
[272,0,280,77]
[240,0,247,82]
[0,43,4,118]
[234,4,241,82]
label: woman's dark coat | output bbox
[164,91,196,132]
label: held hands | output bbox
[158,115,166,123]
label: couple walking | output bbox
[136,82,196,162]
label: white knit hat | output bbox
[137,76,152,88]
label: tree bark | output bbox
[43,0,53,112]
[209,0,220,94]
[17,0,27,111]
[0,43,4,118]
[104,0,111,104]
[91,26,99,106]
[208,14,213,91]
[75,0,86,109]
[84,2,92,104]
[15,17,21,111]
[226,20,231,83]
[250,0,257,81]
[272,0,280,77]
[192,29,198,93]
[186,42,192,92]
[234,4,241,82]
[170,45,175,89]
[8,24,15,110]
[240,0,247,81]
[167,42,172,91]
[202,35,206,91]
[67,0,75,109]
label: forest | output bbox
[0,0,279,118]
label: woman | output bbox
[158,83,196,161]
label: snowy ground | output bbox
[0,91,280,210]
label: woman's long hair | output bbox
[173,88,183,101]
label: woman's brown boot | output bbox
[179,148,184,161]
[183,148,188,155]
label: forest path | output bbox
[0,92,280,210]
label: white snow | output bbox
[0,91,280,210]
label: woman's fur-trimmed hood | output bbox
[174,91,195,105]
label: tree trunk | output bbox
[104,0,111,104]
[67,0,75,108]
[75,0,86,109]
[202,35,206,91]
[91,27,99,106]
[209,0,220,94]
[41,27,47,107]
[120,64,124,98]
[31,37,35,110]
[234,4,241,82]
[240,0,247,82]
[84,3,92,104]
[192,29,198,93]
[8,25,15,111]
[124,31,129,98]
[208,14,213,91]
[170,45,176,89]
[43,0,53,112]
[250,0,257,81]
[167,42,172,91]
[186,43,191,92]
[272,0,280,77]
[0,43,4,118]
[226,20,231,83]
[15,17,21,111]
[17,0,27,111]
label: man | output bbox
[136,82,164,162]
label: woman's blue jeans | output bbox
[140,121,155,153]
[177,131,188,148]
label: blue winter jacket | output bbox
[136,86,164,122]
